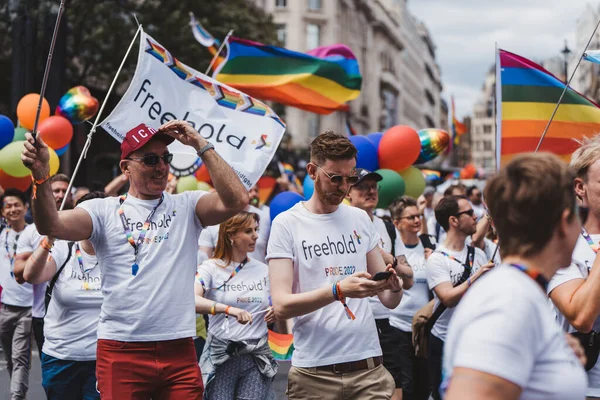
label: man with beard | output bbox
[268,131,403,399]
[425,195,493,400]
[13,174,74,360]
[467,185,485,220]
[0,189,33,399]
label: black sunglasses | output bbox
[127,153,174,166]
[454,209,475,218]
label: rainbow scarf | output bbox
[496,49,600,166]
[268,329,294,361]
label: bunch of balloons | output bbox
[0,88,99,192]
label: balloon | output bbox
[194,164,211,183]
[56,86,99,124]
[367,132,383,149]
[415,129,450,164]
[0,141,29,177]
[197,181,213,191]
[55,143,69,156]
[270,191,304,222]
[375,169,405,209]
[38,116,73,150]
[349,135,378,171]
[460,164,477,179]
[378,126,421,172]
[17,94,50,131]
[177,176,198,193]
[399,167,426,198]
[49,148,60,176]
[303,174,315,200]
[0,169,31,192]
[0,115,14,149]
[12,127,28,142]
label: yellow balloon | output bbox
[49,148,60,176]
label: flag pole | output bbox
[205,29,234,75]
[535,18,600,152]
[32,0,65,141]
[60,25,143,210]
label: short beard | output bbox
[315,177,345,206]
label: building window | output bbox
[275,0,286,7]
[276,24,286,46]
[483,140,493,151]
[425,115,435,127]
[483,124,492,134]
[380,86,398,130]
[308,0,322,11]
[308,113,321,138]
[306,23,320,50]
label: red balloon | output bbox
[194,164,212,183]
[378,125,421,172]
[38,116,73,150]
[0,169,31,192]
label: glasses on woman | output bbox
[316,165,359,185]
[126,153,174,166]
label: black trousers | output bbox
[427,333,444,400]
[32,317,44,361]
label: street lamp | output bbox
[562,39,572,84]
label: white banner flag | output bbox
[100,30,286,188]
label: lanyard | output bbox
[508,263,549,291]
[581,228,599,254]
[198,258,249,291]
[118,193,164,276]
[74,243,98,275]
[439,250,473,273]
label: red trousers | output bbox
[96,337,203,400]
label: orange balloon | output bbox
[378,125,421,172]
[0,169,31,192]
[194,164,212,183]
[38,116,73,150]
[17,94,50,131]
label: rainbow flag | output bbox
[268,329,294,361]
[451,96,467,146]
[496,49,600,167]
[189,13,228,72]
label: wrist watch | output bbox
[197,142,215,157]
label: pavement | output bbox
[0,346,291,399]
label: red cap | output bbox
[120,123,175,160]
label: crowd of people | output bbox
[0,119,596,400]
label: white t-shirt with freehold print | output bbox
[79,191,206,342]
[197,258,270,341]
[267,202,383,368]
[548,233,600,397]
[16,224,48,318]
[0,227,33,307]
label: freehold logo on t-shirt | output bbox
[301,232,359,260]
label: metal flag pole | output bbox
[32,0,66,141]
[535,18,600,152]
[60,25,143,210]
[205,29,234,75]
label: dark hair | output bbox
[466,185,480,197]
[213,211,260,265]
[444,184,466,197]
[485,153,577,258]
[0,189,27,207]
[49,173,70,185]
[309,131,357,165]
[76,191,107,206]
[435,195,466,231]
[389,196,418,221]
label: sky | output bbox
[408,0,597,119]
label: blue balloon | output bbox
[270,191,304,222]
[0,115,15,149]
[367,132,383,149]
[55,143,69,156]
[303,174,315,200]
[349,135,378,171]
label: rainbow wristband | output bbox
[332,282,339,301]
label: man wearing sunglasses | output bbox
[549,135,600,399]
[425,195,493,399]
[21,120,248,399]
[268,132,403,400]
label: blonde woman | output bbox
[195,211,277,399]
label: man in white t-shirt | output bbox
[21,120,249,399]
[13,173,74,361]
[548,135,600,398]
[425,195,493,399]
[467,185,485,221]
[346,168,413,399]
[422,186,436,222]
[0,189,32,400]
[268,132,403,400]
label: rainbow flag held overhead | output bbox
[190,22,362,114]
[268,329,294,361]
[496,49,600,167]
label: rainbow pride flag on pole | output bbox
[451,96,467,146]
[268,329,294,361]
[496,49,600,167]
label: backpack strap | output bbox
[383,219,397,256]
[44,241,75,315]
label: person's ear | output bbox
[574,177,586,202]
[306,163,318,181]
[120,160,131,176]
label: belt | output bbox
[316,356,382,374]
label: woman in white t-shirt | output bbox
[195,211,277,399]
[389,196,435,400]
[442,153,587,400]
[22,192,106,400]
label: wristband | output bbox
[210,302,217,315]
[225,305,231,316]
[41,237,53,252]
[32,173,51,199]
[197,142,215,158]
[332,282,339,301]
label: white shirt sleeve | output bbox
[266,215,294,261]
[77,198,106,246]
[426,253,451,290]
[547,263,585,294]
[195,261,213,291]
[394,228,406,257]
[16,225,37,254]
[198,226,216,248]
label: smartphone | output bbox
[372,271,392,281]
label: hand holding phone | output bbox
[372,271,393,281]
